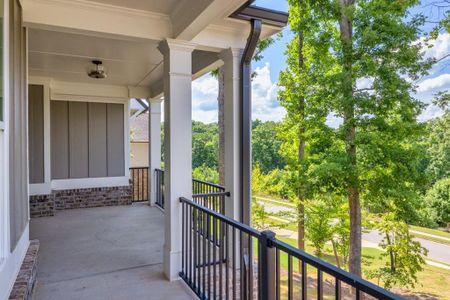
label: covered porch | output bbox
[30,203,194,299]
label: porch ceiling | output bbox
[28,28,163,87]
[26,0,283,93]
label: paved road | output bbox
[257,197,450,265]
[363,230,450,265]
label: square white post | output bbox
[158,39,195,281]
[219,48,243,221]
[148,98,162,206]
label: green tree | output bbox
[192,121,218,170]
[425,177,450,229]
[210,38,277,185]
[423,111,450,184]
[367,213,428,290]
[252,120,285,173]
[252,200,269,229]
[304,197,335,257]
[330,199,351,269]
[192,165,219,184]
[280,0,432,276]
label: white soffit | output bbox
[28,28,163,87]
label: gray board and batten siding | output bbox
[50,100,125,180]
[10,0,29,251]
[29,84,45,184]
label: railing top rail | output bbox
[271,238,403,300]
[192,178,226,190]
[192,191,230,198]
[130,166,149,170]
[180,197,261,238]
[155,168,164,172]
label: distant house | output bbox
[130,112,150,168]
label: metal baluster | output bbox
[219,219,223,299]
[317,269,323,300]
[182,202,185,275]
[276,249,280,300]
[203,209,209,298]
[301,261,307,300]
[207,213,211,299]
[189,205,193,283]
[356,288,361,300]
[335,278,341,300]
[193,208,198,291]
[213,216,217,299]
[248,234,253,300]
[225,223,229,300]
[232,228,236,300]
[288,254,293,300]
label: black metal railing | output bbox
[154,169,229,213]
[129,167,149,202]
[180,197,402,300]
[155,168,165,209]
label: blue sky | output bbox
[192,0,450,124]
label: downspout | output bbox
[240,19,261,225]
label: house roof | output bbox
[130,113,148,142]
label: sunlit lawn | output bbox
[274,237,450,299]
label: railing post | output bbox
[260,230,276,300]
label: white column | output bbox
[158,39,195,281]
[219,48,243,221]
[148,98,162,206]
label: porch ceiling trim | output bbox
[22,0,172,42]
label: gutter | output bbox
[231,3,288,225]
[230,4,288,28]
[240,18,262,226]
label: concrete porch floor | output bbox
[30,203,194,300]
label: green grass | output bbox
[410,225,450,238]
[409,225,450,246]
[271,237,450,299]
[411,232,450,246]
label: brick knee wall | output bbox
[8,240,39,300]
[54,186,132,210]
[30,185,132,217]
[30,194,55,218]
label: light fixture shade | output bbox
[88,60,107,79]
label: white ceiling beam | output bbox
[171,0,246,40]
[22,0,172,42]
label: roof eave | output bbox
[229,4,288,28]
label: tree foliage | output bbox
[425,177,450,228]
[252,120,285,173]
[367,213,428,289]
[279,0,433,276]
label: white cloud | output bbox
[417,73,450,93]
[252,63,286,121]
[420,32,450,61]
[418,104,444,122]
[192,74,219,123]
[190,63,286,123]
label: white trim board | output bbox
[0,225,30,300]
[51,176,129,190]
[29,183,52,195]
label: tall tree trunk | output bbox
[218,66,225,186]
[339,0,361,277]
[297,17,306,252]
